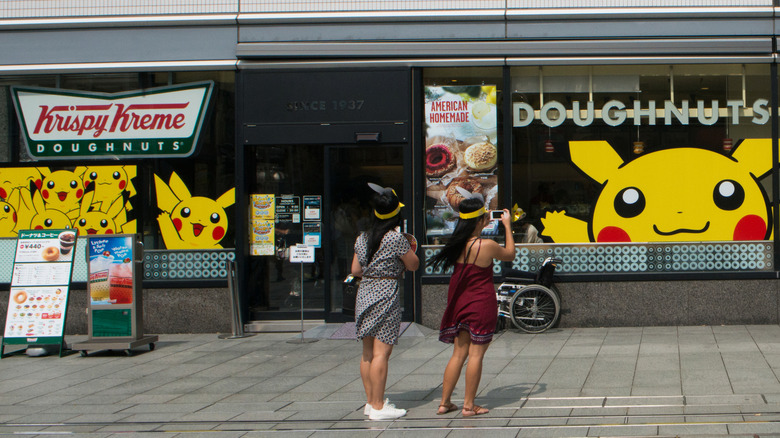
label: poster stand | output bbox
[72,234,157,357]
[286,245,318,344]
[1,229,78,359]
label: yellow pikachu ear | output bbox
[31,188,45,214]
[154,174,180,213]
[6,189,20,210]
[569,140,625,185]
[74,166,87,178]
[167,172,192,201]
[107,196,125,220]
[80,189,94,216]
[731,138,773,179]
[216,188,235,210]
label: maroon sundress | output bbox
[439,239,497,345]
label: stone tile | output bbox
[586,424,659,436]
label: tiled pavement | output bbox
[3,325,780,436]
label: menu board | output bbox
[87,235,134,306]
[424,85,498,242]
[3,229,77,348]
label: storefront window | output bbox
[0,71,236,254]
[511,64,773,275]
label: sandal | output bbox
[436,402,458,415]
[462,405,489,417]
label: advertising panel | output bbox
[87,235,134,306]
[424,85,498,242]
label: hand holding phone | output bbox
[489,210,504,220]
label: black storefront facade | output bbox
[3,4,780,333]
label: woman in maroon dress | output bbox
[427,195,515,417]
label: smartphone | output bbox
[489,210,504,220]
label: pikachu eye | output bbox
[113,171,121,180]
[70,180,78,189]
[210,213,220,224]
[79,219,87,226]
[713,180,745,211]
[181,207,191,218]
[44,219,53,227]
[100,219,108,227]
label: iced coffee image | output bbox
[58,231,76,256]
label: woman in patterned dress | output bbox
[427,196,515,417]
[351,184,419,420]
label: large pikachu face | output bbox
[569,139,772,242]
[155,172,235,248]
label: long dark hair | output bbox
[364,192,402,264]
[427,197,485,271]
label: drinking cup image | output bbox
[58,231,76,255]
[89,270,110,302]
[108,262,133,304]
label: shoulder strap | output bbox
[463,238,480,266]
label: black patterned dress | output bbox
[354,230,410,345]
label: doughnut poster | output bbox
[424,85,499,240]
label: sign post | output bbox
[286,244,317,344]
[2,229,78,358]
[72,234,157,356]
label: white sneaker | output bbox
[369,403,407,420]
[364,398,394,416]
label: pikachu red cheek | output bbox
[119,181,126,190]
[733,215,766,240]
[13,212,17,223]
[212,226,225,241]
[173,218,183,232]
[42,190,49,200]
[597,226,631,242]
[0,188,6,199]
[77,189,83,198]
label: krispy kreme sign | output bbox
[11,81,213,160]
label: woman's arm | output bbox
[400,248,420,272]
[494,209,516,261]
[351,253,363,277]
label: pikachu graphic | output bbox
[541,139,772,243]
[70,185,130,235]
[0,189,21,236]
[28,181,73,231]
[154,171,235,249]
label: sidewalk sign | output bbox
[287,244,317,344]
[1,229,78,358]
[72,234,157,356]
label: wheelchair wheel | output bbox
[509,285,560,333]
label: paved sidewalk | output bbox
[3,325,780,436]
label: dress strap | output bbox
[463,238,481,266]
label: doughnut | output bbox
[13,290,27,304]
[446,177,483,210]
[42,246,59,261]
[425,143,456,178]
[464,142,497,172]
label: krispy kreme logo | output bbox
[11,81,213,160]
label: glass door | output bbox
[248,145,325,320]
[324,144,413,321]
